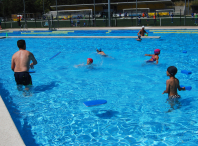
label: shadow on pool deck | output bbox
[0,82,39,146]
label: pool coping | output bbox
[0,95,25,146]
[5,36,160,38]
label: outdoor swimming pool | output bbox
[0,31,198,145]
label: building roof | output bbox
[50,0,172,8]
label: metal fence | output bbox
[0,16,197,29]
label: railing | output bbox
[0,16,197,29]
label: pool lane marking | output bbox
[6,36,161,38]
[150,30,198,32]
[153,32,198,33]
[21,31,74,35]
[106,30,112,33]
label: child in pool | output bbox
[96,47,107,56]
[75,58,93,67]
[145,49,160,64]
[162,66,185,99]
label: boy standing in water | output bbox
[162,66,185,99]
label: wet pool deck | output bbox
[0,26,198,146]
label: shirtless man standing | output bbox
[137,26,148,41]
[11,40,37,90]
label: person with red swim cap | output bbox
[145,49,160,64]
[75,58,93,68]
[87,58,93,65]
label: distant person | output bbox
[142,12,145,18]
[75,58,93,67]
[0,18,2,30]
[191,12,194,21]
[124,12,127,18]
[195,13,197,25]
[119,13,121,17]
[17,17,21,28]
[77,16,80,26]
[170,13,174,23]
[96,47,107,56]
[71,19,74,26]
[146,13,149,23]
[145,49,160,64]
[11,40,37,91]
[83,21,86,27]
[162,66,185,98]
[138,15,141,25]
[153,14,156,24]
[137,26,148,41]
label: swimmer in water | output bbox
[96,47,107,56]
[163,66,185,112]
[163,66,185,98]
[145,49,160,64]
[75,58,93,67]
[137,26,148,41]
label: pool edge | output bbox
[0,95,25,146]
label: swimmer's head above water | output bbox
[154,49,160,55]
[96,47,102,52]
[87,58,93,65]
[167,66,177,77]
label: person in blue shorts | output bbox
[191,12,194,21]
[171,13,174,23]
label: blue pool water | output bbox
[0,30,156,36]
[1,32,198,145]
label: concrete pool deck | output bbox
[0,96,25,146]
[0,26,198,145]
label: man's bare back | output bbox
[12,50,35,72]
[163,66,185,97]
[11,40,37,89]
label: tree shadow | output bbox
[0,82,39,146]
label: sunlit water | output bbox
[0,32,198,145]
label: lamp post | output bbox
[94,0,95,26]
[184,0,186,25]
[188,0,189,15]
[56,0,57,19]
[43,0,45,14]
[108,0,110,26]
[0,1,4,17]
[23,0,27,28]
[136,0,137,26]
